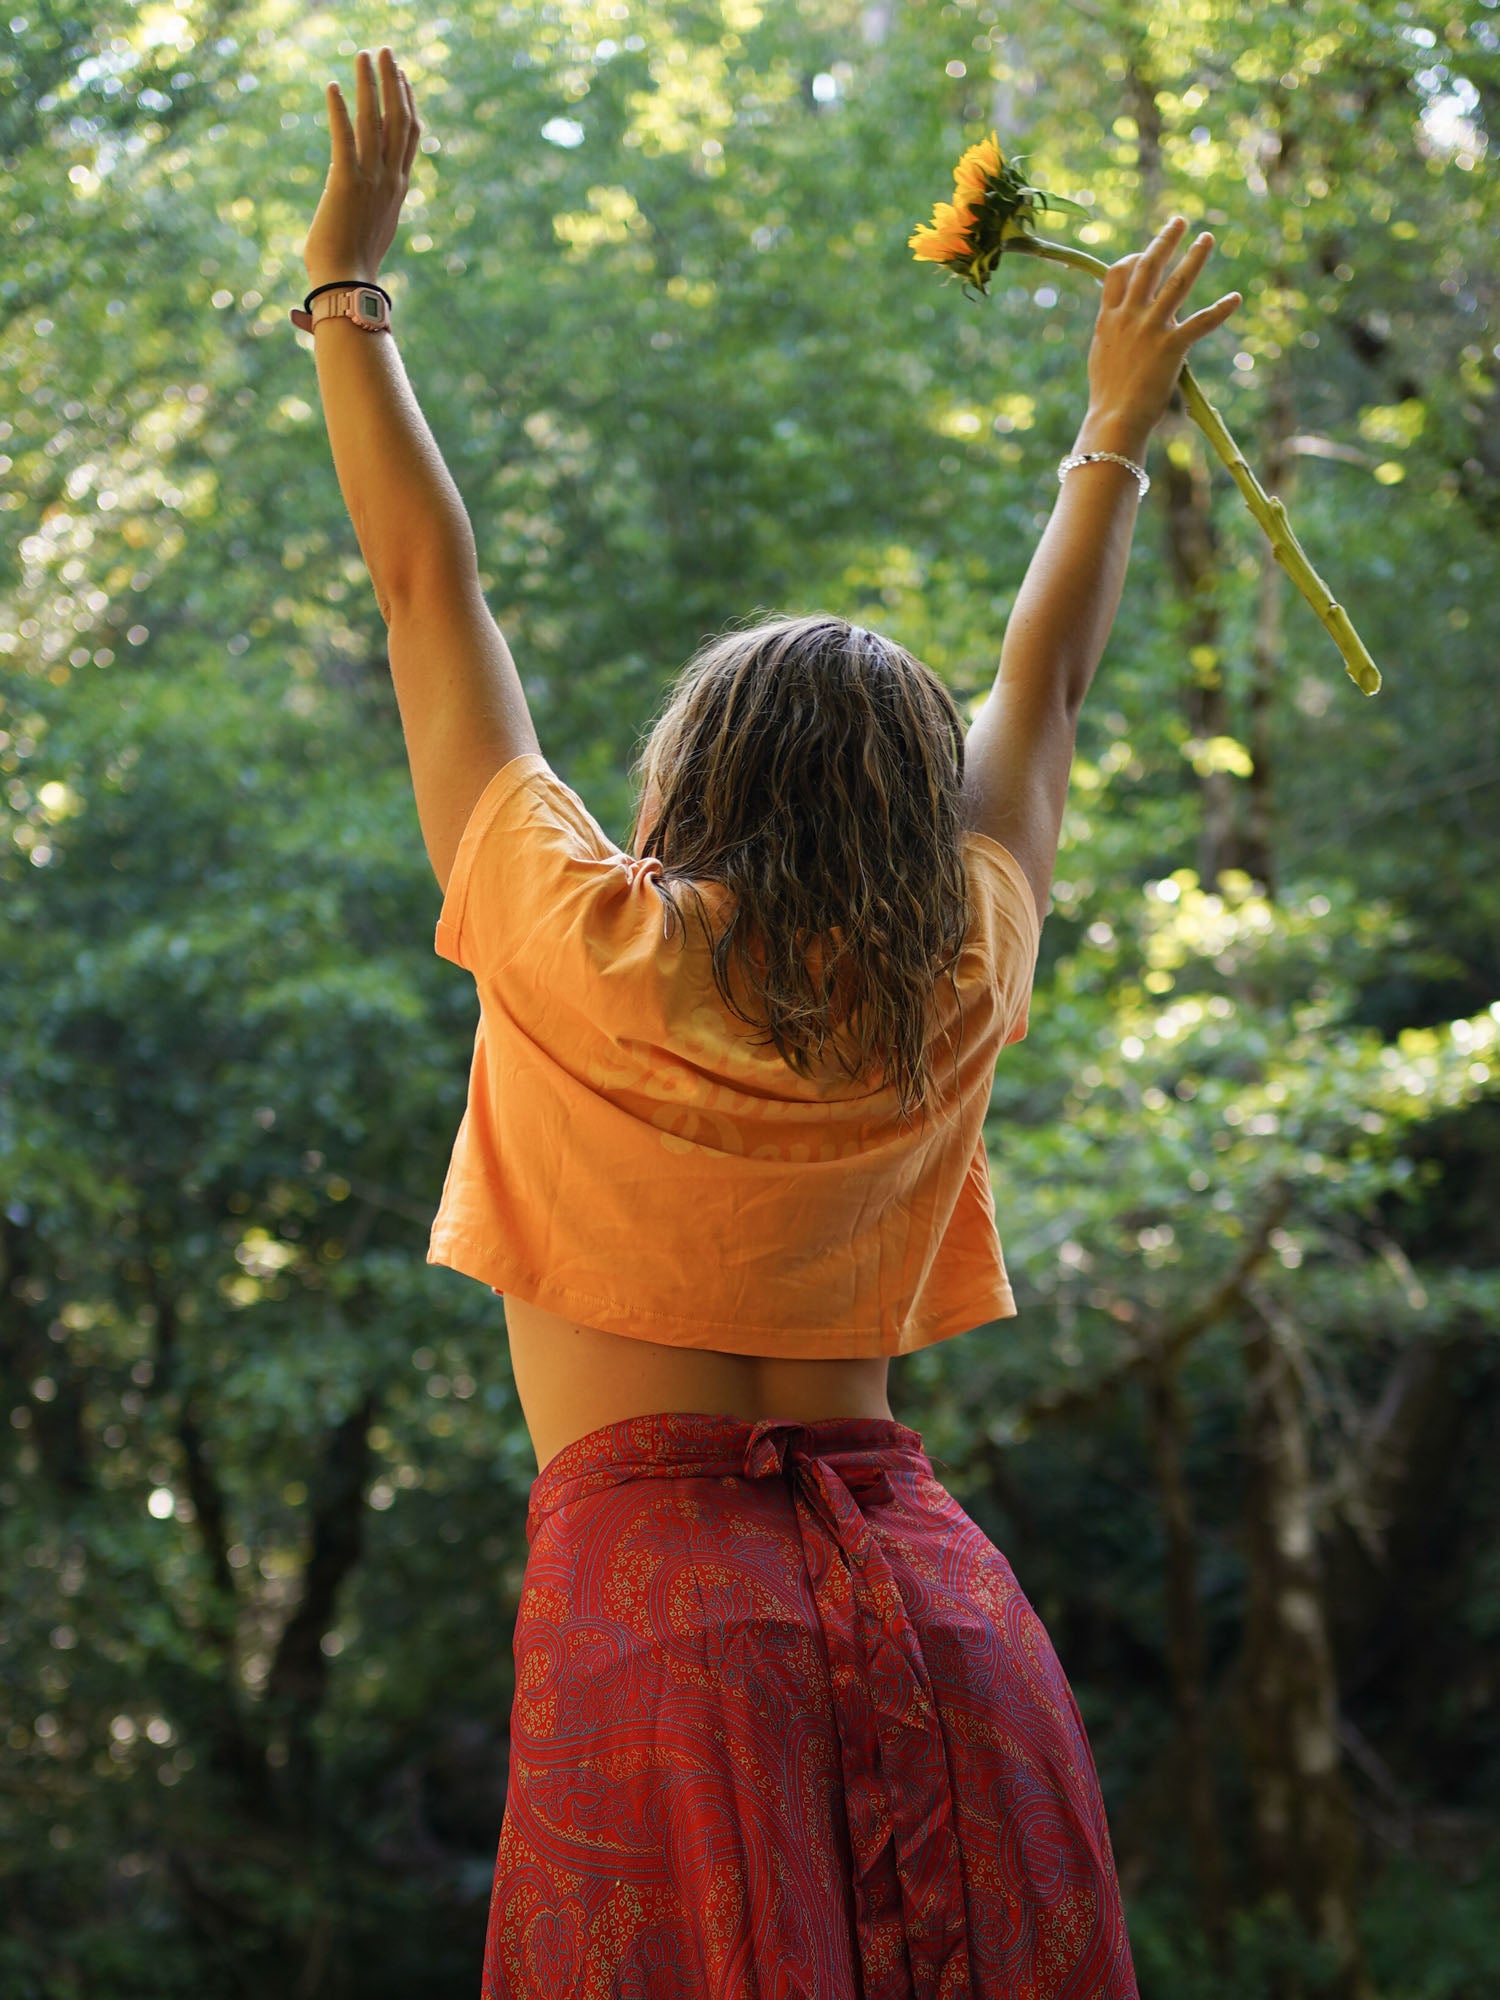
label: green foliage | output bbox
[3,0,1498,1990]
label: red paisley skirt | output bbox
[482,1412,1138,2000]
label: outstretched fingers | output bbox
[1179,287,1244,339]
[1151,231,1217,321]
[329,49,418,180]
[397,66,422,176]
[375,48,413,170]
[1124,215,1189,305]
[1102,215,1187,309]
[353,48,381,165]
[1102,216,1244,346]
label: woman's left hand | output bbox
[302,46,422,286]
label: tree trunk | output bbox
[1142,1347,1229,1959]
[150,1277,270,1810]
[859,2,895,49]
[1322,1327,1488,1701]
[1239,1296,1372,2000]
[264,1387,380,1826]
[1,1208,93,1497]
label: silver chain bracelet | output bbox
[1057,450,1150,499]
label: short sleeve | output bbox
[435,752,624,980]
[963,832,1043,1046]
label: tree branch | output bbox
[1007,1182,1293,1432]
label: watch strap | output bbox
[289,279,393,334]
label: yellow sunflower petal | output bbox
[909,198,976,260]
[951,132,1004,203]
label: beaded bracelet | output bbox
[1058,450,1150,500]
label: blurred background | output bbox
[3,1,1498,1993]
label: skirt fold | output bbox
[483,1412,1137,2000]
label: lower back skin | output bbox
[504,1294,894,1476]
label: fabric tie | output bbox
[742,1418,975,2000]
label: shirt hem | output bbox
[427,1234,1017,1359]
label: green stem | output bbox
[1001,232,1381,696]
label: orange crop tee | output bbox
[427,752,1042,1359]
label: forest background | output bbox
[3,0,1499,1994]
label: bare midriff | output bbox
[503,1294,895,1476]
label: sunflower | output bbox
[904,130,1383,694]
[908,131,1088,296]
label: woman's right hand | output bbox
[1083,216,1242,447]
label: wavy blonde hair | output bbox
[629,613,972,1127]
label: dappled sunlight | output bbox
[3,0,1499,1987]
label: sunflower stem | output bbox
[1002,233,1381,696]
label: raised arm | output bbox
[302,48,538,890]
[962,217,1242,923]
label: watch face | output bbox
[356,289,383,323]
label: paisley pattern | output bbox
[482,1413,1138,1999]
